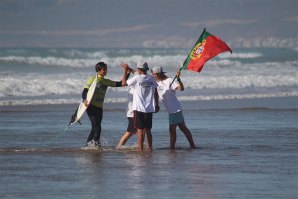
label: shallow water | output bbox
[1,46,298,198]
[0,99,298,199]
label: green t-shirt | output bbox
[84,75,117,107]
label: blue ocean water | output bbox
[0,47,298,198]
[0,100,298,199]
[0,47,297,105]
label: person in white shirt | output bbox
[122,62,159,151]
[116,85,137,148]
[151,66,195,149]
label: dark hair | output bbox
[138,68,148,73]
[95,62,107,72]
[156,73,168,81]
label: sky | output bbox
[0,0,297,48]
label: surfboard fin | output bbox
[68,107,81,126]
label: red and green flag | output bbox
[181,28,232,73]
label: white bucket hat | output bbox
[137,61,149,70]
[151,66,167,74]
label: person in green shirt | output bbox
[82,62,128,147]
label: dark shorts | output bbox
[169,111,185,125]
[134,111,153,129]
[127,117,137,133]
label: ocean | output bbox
[0,47,298,199]
[0,47,297,105]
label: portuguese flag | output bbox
[181,28,232,72]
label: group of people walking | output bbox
[81,61,196,151]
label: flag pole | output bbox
[170,28,207,87]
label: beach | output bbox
[0,46,297,198]
[1,97,298,199]
[1,0,298,197]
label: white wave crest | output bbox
[0,56,96,68]
[218,52,262,59]
[0,73,87,97]
[0,54,186,69]
[182,74,298,90]
[63,49,107,58]
[1,92,297,106]
[0,63,297,99]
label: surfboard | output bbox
[68,74,98,126]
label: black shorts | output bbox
[134,111,153,129]
[127,117,136,133]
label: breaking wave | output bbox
[1,47,297,106]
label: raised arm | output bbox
[113,64,129,87]
[175,71,184,91]
[120,63,129,86]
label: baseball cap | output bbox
[137,61,149,70]
[151,66,166,74]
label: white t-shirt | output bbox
[126,74,158,113]
[126,86,134,117]
[156,78,182,114]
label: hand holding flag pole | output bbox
[170,64,183,87]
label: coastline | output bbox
[1,96,297,112]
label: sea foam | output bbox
[0,47,297,106]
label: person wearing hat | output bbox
[151,66,195,149]
[121,61,159,151]
[82,62,128,147]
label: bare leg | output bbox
[145,128,152,150]
[137,128,144,151]
[178,122,195,148]
[169,124,177,149]
[116,132,133,148]
[142,130,146,144]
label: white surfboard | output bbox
[69,75,98,126]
